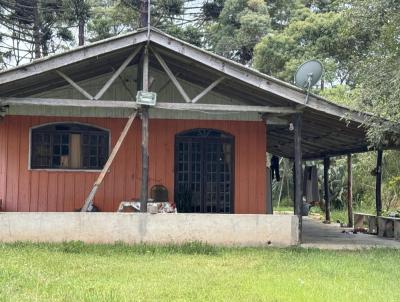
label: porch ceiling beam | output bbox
[55,70,94,100]
[150,47,192,103]
[0,98,300,114]
[302,146,372,160]
[94,46,142,100]
[269,129,353,150]
[0,97,140,109]
[155,102,300,113]
[267,132,324,152]
[269,124,365,144]
[191,77,225,103]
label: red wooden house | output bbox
[0,28,384,219]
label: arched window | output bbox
[30,123,109,170]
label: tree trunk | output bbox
[41,33,48,57]
[139,0,149,28]
[78,19,85,46]
[32,0,41,59]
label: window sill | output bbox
[29,168,104,173]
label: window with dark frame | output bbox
[31,123,109,170]
[175,129,234,214]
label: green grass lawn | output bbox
[0,242,400,302]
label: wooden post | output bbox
[376,150,383,217]
[266,167,273,214]
[347,154,353,227]
[140,47,150,212]
[293,113,303,242]
[292,161,296,212]
[324,157,330,222]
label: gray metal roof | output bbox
[0,27,391,159]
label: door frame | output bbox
[174,128,235,213]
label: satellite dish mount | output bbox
[294,60,324,104]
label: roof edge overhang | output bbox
[0,27,367,125]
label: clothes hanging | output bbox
[270,155,281,181]
[303,166,320,202]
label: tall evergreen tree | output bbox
[62,0,91,46]
[345,0,400,146]
[206,0,271,64]
[0,0,75,64]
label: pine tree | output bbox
[0,0,76,65]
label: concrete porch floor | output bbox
[301,217,400,250]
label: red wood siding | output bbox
[0,115,267,213]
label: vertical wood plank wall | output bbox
[0,115,267,213]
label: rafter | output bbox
[150,47,192,103]
[94,46,142,100]
[55,70,94,100]
[191,77,224,103]
[55,46,142,101]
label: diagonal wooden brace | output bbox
[94,46,143,100]
[150,47,192,103]
[191,77,224,103]
[56,70,94,100]
[81,110,138,211]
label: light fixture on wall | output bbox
[136,91,157,106]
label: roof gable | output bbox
[2,27,391,159]
[0,27,364,123]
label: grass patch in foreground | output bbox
[0,242,399,302]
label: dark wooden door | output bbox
[175,129,234,213]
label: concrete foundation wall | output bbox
[0,213,299,247]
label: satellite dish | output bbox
[294,60,324,103]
